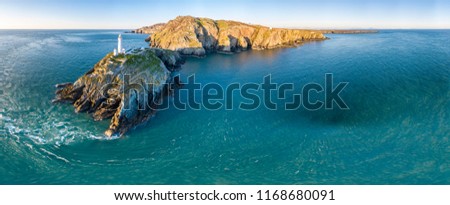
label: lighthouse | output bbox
[118,34,123,53]
[114,34,125,56]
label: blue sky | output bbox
[0,0,449,29]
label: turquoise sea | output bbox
[0,30,449,184]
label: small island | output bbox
[55,16,377,137]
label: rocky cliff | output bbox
[132,23,166,34]
[146,16,327,56]
[53,48,184,137]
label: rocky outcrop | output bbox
[53,48,184,137]
[131,23,166,42]
[319,30,378,34]
[146,16,327,56]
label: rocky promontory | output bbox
[145,16,327,56]
[318,30,378,34]
[132,23,166,34]
[53,48,184,137]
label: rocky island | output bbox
[135,16,377,57]
[53,48,184,137]
[55,16,377,137]
[131,23,166,34]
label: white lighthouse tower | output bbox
[114,34,125,56]
[118,34,123,53]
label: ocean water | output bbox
[0,30,449,184]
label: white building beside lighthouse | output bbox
[114,34,126,56]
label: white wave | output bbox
[39,148,70,163]
[4,116,111,146]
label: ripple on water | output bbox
[1,30,449,184]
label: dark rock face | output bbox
[146,16,327,57]
[53,48,184,137]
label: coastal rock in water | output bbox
[53,48,184,137]
[146,16,327,56]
